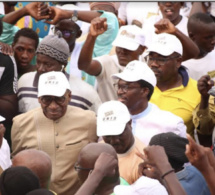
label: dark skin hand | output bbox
[198,75,214,109]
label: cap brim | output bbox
[0,116,5,122]
[112,72,139,82]
[145,45,174,56]
[112,37,139,51]
[97,123,126,137]
[38,87,67,97]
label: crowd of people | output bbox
[0,1,215,195]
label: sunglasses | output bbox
[52,27,76,38]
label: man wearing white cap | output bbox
[11,71,97,195]
[145,33,200,137]
[78,19,146,102]
[97,100,145,184]
[112,60,186,146]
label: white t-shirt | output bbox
[131,102,187,146]
[95,55,124,102]
[143,15,188,47]
[118,2,159,27]
[183,49,215,81]
[66,42,84,78]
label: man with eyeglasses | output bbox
[145,33,201,138]
[11,71,97,195]
[17,30,101,115]
[112,60,186,146]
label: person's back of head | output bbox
[77,143,119,186]
[149,132,188,171]
[12,149,52,189]
[0,166,40,195]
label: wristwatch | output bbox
[71,10,78,22]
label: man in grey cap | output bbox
[17,31,101,114]
[11,71,97,195]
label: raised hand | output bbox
[25,2,50,21]
[90,17,108,37]
[154,18,176,34]
[94,152,118,177]
[198,75,214,98]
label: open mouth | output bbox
[165,8,174,16]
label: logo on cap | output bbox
[103,111,117,122]
[121,30,135,39]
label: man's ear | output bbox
[76,29,82,39]
[68,91,72,101]
[141,87,150,98]
[38,97,42,104]
[138,45,146,55]
[188,31,195,42]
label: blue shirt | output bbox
[176,165,210,195]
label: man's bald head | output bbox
[77,143,119,185]
[79,143,117,166]
[12,149,52,189]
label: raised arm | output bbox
[154,18,199,61]
[142,146,186,195]
[186,134,215,195]
[45,6,103,25]
[78,17,107,76]
[193,75,215,135]
[2,2,49,25]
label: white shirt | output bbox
[131,103,187,146]
[183,49,215,81]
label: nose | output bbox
[117,86,125,96]
[109,136,120,145]
[37,64,46,73]
[48,100,59,109]
[211,36,215,45]
[21,50,28,59]
[148,59,160,68]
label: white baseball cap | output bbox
[97,101,131,137]
[145,33,183,56]
[38,71,71,97]
[114,176,168,195]
[112,60,157,87]
[112,25,146,51]
[0,115,5,122]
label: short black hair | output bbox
[137,80,154,100]
[13,28,39,49]
[188,12,214,32]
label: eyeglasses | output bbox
[146,55,180,66]
[74,162,94,172]
[40,96,66,105]
[113,83,141,93]
[52,27,76,38]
